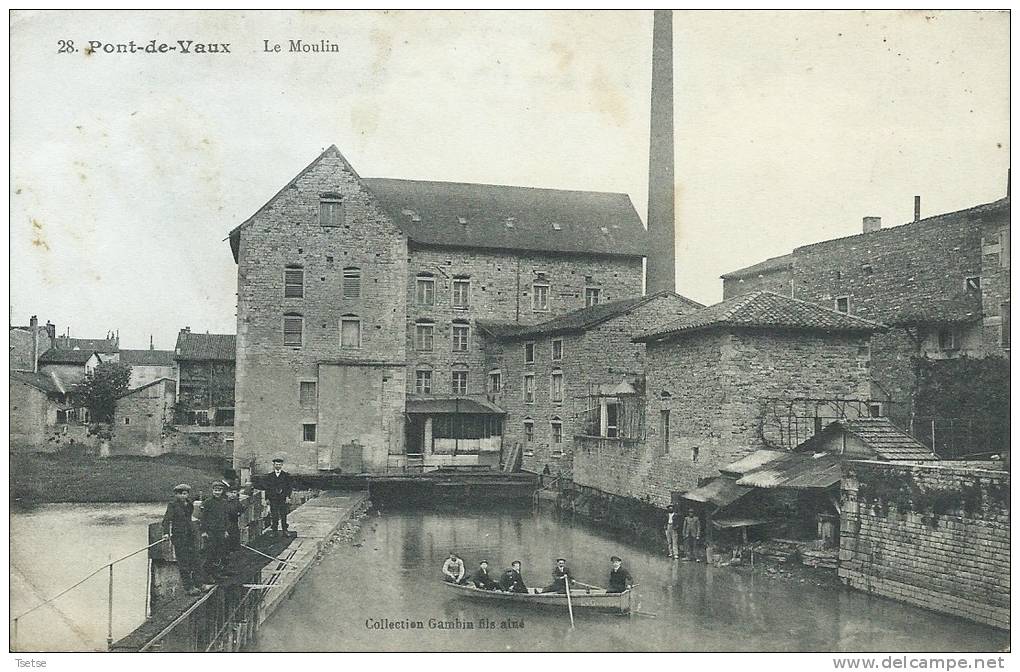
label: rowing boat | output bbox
[442,581,632,613]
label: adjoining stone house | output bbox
[37,347,104,388]
[227,145,649,474]
[571,291,884,508]
[121,347,177,389]
[110,378,176,456]
[9,370,84,451]
[721,197,1010,421]
[478,291,703,477]
[174,329,236,426]
[9,316,55,372]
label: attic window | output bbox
[319,197,343,227]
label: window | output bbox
[551,339,563,361]
[660,409,670,454]
[605,401,620,438]
[452,279,470,309]
[1001,301,1010,347]
[524,342,535,364]
[550,370,563,403]
[124,417,130,425]
[834,296,850,314]
[533,283,550,312]
[551,419,563,444]
[488,370,502,393]
[340,316,361,349]
[415,368,432,394]
[302,423,317,442]
[416,275,435,306]
[585,287,601,307]
[966,276,981,292]
[523,374,535,404]
[452,370,468,395]
[299,381,317,408]
[284,267,304,298]
[342,268,361,299]
[937,328,957,351]
[868,403,883,418]
[523,419,534,443]
[415,322,435,351]
[283,314,303,347]
[452,323,470,352]
[319,197,343,227]
[691,446,700,462]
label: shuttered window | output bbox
[319,198,343,227]
[342,268,361,299]
[284,268,304,298]
[299,381,317,408]
[340,316,361,349]
[283,315,303,347]
[550,371,563,403]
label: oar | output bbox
[563,573,575,630]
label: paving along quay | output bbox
[9,10,1009,654]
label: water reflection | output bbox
[255,504,1008,652]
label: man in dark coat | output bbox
[499,560,528,593]
[225,484,243,558]
[683,509,702,562]
[161,483,202,596]
[199,480,230,585]
[665,504,680,559]
[471,560,500,590]
[541,558,574,594]
[260,458,293,537]
[607,556,633,593]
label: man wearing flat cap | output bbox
[259,458,293,537]
[161,483,202,595]
[607,556,633,594]
[198,480,231,585]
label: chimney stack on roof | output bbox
[149,334,154,350]
[914,196,921,222]
[645,9,676,295]
[45,321,55,340]
[863,216,882,234]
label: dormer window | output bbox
[319,195,344,227]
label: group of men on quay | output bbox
[665,505,703,561]
[442,554,635,594]
[160,457,294,595]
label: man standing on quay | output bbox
[664,505,680,559]
[261,457,293,537]
[683,509,702,562]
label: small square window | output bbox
[319,198,343,227]
[302,423,317,442]
[937,328,958,351]
[868,403,883,418]
[834,296,850,314]
[584,287,601,307]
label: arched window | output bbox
[342,267,361,299]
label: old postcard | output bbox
[8,8,1011,663]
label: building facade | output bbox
[174,329,236,427]
[228,145,650,474]
[121,348,177,389]
[111,378,176,456]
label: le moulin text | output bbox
[56,39,341,55]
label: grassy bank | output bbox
[10,452,228,506]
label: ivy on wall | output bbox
[855,467,1008,526]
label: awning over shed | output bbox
[712,517,771,529]
[680,477,753,508]
[405,396,505,415]
[735,451,841,490]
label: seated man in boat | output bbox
[540,558,574,593]
[472,560,500,590]
[442,552,468,584]
[607,555,633,593]
[499,560,528,593]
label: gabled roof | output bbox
[475,320,525,339]
[734,451,842,490]
[174,332,236,361]
[801,417,938,461]
[363,177,648,258]
[721,253,794,280]
[491,291,705,341]
[118,377,176,398]
[38,348,100,364]
[226,145,649,260]
[53,337,119,353]
[120,349,176,366]
[634,291,887,342]
[10,370,65,396]
[405,396,505,415]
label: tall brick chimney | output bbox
[863,216,882,234]
[29,315,39,373]
[645,9,676,295]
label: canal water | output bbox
[255,504,1008,652]
[10,503,163,652]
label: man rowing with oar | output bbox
[540,558,575,594]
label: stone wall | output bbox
[405,246,642,398]
[234,147,409,473]
[10,380,54,448]
[110,380,176,456]
[839,460,1009,630]
[722,266,792,299]
[980,211,1010,356]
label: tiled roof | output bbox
[119,377,176,398]
[362,177,648,258]
[499,291,705,341]
[635,291,886,342]
[680,477,753,507]
[840,417,938,461]
[735,451,842,490]
[174,332,236,361]
[53,337,119,353]
[405,396,505,415]
[11,370,65,395]
[120,349,176,366]
[721,253,794,280]
[38,348,100,364]
[720,449,788,477]
[885,294,983,326]
[475,320,525,339]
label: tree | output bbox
[72,362,132,424]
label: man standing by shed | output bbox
[683,508,702,562]
[664,505,680,559]
[260,457,293,537]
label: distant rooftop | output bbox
[174,331,236,361]
[120,349,176,367]
[38,348,101,364]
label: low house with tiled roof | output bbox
[174,329,235,427]
[9,370,88,450]
[795,417,938,462]
[37,347,104,388]
[568,291,884,507]
[121,347,177,389]
[226,144,653,474]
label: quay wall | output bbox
[838,460,1009,630]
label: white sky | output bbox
[10,10,1009,349]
